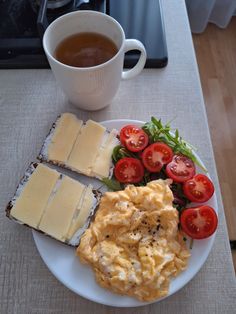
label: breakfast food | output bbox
[77,179,190,301]
[38,113,119,179]
[105,118,218,240]
[6,163,99,245]
[5,114,218,303]
[180,205,218,239]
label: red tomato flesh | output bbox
[166,155,196,182]
[114,157,144,183]
[180,206,218,239]
[183,174,214,203]
[119,125,149,152]
[141,142,173,172]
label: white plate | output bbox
[33,119,218,307]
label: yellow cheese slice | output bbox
[67,120,106,176]
[47,113,83,163]
[67,185,95,240]
[91,129,118,178]
[38,176,85,241]
[10,164,60,229]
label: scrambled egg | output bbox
[77,179,190,301]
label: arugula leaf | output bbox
[101,177,123,191]
[112,145,137,163]
[142,117,207,172]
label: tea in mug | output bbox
[55,32,118,67]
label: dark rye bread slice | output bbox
[38,115,61,163]
[6,162,101,246]
[37,114,119,179]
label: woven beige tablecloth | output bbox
[0,0,235,313]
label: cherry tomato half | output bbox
[141,142,173,172]
[119,125,149,152]
[183,174,214,203]
[114,157,144,183]
[180,205,218,239]
[166,155,196,183]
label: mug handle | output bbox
[122,39,147,80]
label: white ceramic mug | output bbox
[43,10,147,111]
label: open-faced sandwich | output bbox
[6,163,100,246]
[38,113,119,179]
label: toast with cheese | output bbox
[38,113,119,179]
[6,163,100,246]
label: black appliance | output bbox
[0,0,168,69]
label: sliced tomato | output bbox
[166,155,195,182]
[141,142,173,172]
[119,125,149,152]
[183,174,214,203]
[180,206,218,239]
[114,157,144,183]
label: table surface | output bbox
[0,0,235,313]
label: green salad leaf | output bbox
[101,177,123,191]
[112,145,137,163]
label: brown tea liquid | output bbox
[54,32,118,67]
